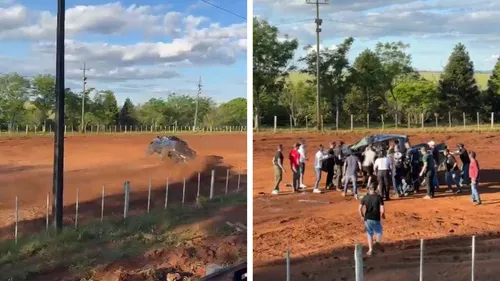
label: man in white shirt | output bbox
[313,144,330,193]
[374,151,392,200]
[298,140,308,189]
[362,145,376,188]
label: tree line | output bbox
[253,18,500,128]
[0,73,246,131]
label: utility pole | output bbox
[306,0,329,130]
[53,0,65,231]
[193,77,202,131]
[80,62,91,133]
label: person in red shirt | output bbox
[289,143,301,192]
[468,151,481,205]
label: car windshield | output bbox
[350,137,370,151]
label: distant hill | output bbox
[288,71,491,89]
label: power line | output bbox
[200,0,246,20]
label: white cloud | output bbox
[0,2,246,84]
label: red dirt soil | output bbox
[253,132,500,281]
[0,133,247,238]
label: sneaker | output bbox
[300,184,308,188]
[271,189,279,195]
[341,192,346,197]
[455,190,462,194]
[313,188,323,194]
[474,201,482,205]
[423,195,432,199]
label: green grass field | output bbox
[288,71,491,89]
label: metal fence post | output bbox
[354,243,363,281]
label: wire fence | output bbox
[0,124,247,135]
[284,236,481,281]
[8,168,244,245]
[255,112,500,132]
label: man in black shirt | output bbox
[359,184,385,256]
[428,141,440,190]
[325,142,336,190]
[333,141,344,190]
[453,143,471,186]
[443,149,462,193]
[272,144,286,195]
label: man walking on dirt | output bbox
[343,152,362,199]
[359,184,385,256]
[443,148,462,194]
[453,143,471,186]
[362,145,376,188]
[420,146,435,199]
[298,140,308,189]
[405,141,421,192]
[469,151,482,205]
[289,143,301,192]
[325,142,336,190]
[272,144,286,195]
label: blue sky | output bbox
[254,0,500,72]
[0,0,247,105]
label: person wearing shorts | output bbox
[359,184,385,256]
[271,144,286,195]
[362,145,376,188]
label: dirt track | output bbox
[253,132,500,281]
[0,133,247,239]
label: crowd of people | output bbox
[271,138,482,205]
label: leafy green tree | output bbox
[23,102,44,128]
[392,78,440,123]
[344,49,385,121]
[375,41,417,119]
[299,37,355,122]
[31,74,56,123]
[483,57,500,115]
[118,98,137,126]
[0,73,31,129]
[253,18,298,129]
[138,98,167,127]
[217,97,247,126]
[65,88,82,128]
[279,81,316,125]
[438,43,481,117]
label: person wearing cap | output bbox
[428,141,440,190]
[359,183,385,256]
[419,146,435,199]
[443,148,462,194]
[453,143,471,186]
[343,151,362,199]
[271,144,286,195]
[313,144,331,194]
[374,150,392,200]
[298,139,308,189]
[468,151,481,205]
